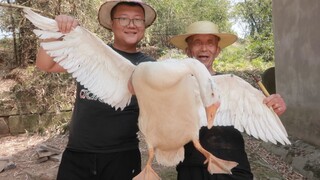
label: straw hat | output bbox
[98,0,157,30]
[170,21,237,49]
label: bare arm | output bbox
[36,39,65,72]
[263,94,287,116]
[36,15,79,73]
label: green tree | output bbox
[144,0,233,48]
[0,0,103,67]
[233,0,274,62]
[1,0,235,66]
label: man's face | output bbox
[111,4,146,48]
[186,34,220,71]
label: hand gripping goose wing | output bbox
[211,74,291,145]
[23,8,135,110]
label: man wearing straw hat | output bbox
[35,0,156,179]
[170,21,287,179]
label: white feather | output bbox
[24,8,58,31]
[33,29,63,39]
[24,8,135,110]
[211,74,290,145]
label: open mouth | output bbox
[125,31,138,35]
[197,55,210,61]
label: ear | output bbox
[185,48,192,57]
[214,47,221,58]
[110,20,114,30]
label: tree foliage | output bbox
[144,0,233,47]
[1,0,104,67]
[233,0,274,62]
[1,0,235,67]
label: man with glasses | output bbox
[35,0,156,179]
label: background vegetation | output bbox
[0,1,274,131]
[0,0,274,69]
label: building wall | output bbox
[272,0,320,146]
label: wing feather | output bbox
[24,8,135,110]
[24,8,58,31]
[33,29,63,39]
[211,74,290,145]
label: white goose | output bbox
[23,8,290,180]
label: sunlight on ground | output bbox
[0,134,49,157]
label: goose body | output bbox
[24,8,290,180]
[133,59,211,166]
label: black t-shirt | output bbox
[66,46,155,153]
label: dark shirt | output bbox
[177,72,253,180]
[177,127,253,179]
[66,47,155,153]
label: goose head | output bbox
[183,58,220,128]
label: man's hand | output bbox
[263,94,286,116]
[55,15,79,33]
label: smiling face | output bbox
[186,34,221,75]
[111,3,146,52]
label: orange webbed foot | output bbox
[133,147,161,180]
[133,164,161,180]
[193,139,238,174]
[205,153,238,174]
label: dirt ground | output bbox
[0,66,308,180]
[0,133,67,180]
[0,132,306,180]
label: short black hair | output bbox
[111,2,145,19]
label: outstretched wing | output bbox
[24,8,135,110]
[211,74,290,145]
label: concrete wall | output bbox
[273,0,320,146]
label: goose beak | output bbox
[205,102,220,129]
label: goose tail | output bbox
[155,148,184,167]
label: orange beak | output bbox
[205,102,220,129]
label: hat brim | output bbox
[170,33,238,50]
[98,1,157,30]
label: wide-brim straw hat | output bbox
[170,21,237,50]
[98,0,157,30]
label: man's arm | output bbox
[36,15,79,73]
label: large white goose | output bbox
[23,8,290,180]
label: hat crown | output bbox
[169,21,237,50]
[98,0,157,30]
[186,21,220,35]
[106,0,143,2]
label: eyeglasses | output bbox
[113,17,145,27]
